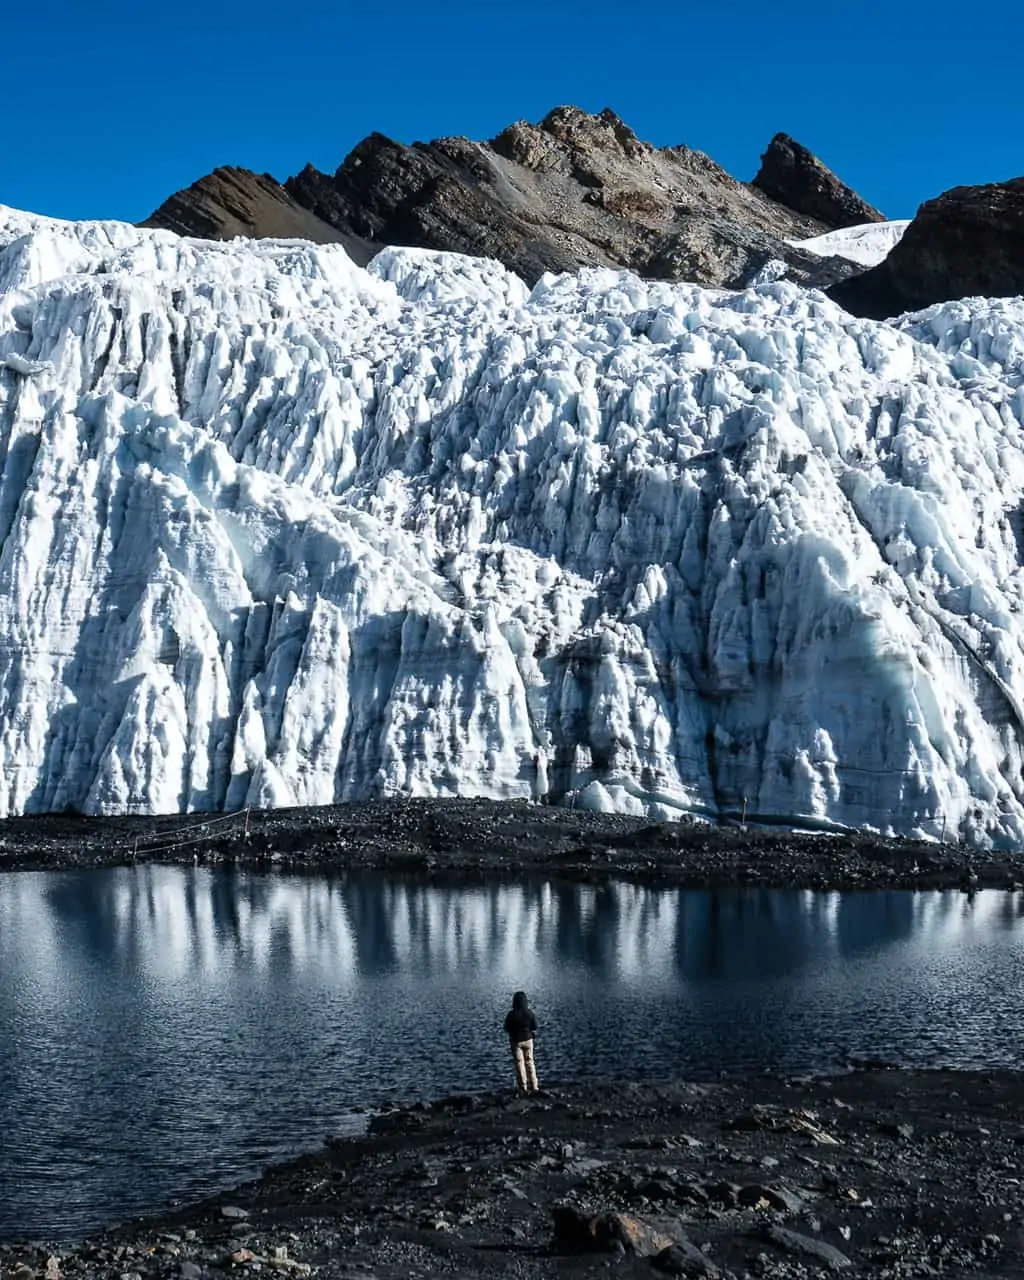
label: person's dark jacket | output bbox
[504,991,537,1046]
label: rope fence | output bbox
[128,806,250,859]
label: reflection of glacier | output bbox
[18,867,1024,986]
[6,868,1024,1246]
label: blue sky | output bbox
[5,0,1022,225]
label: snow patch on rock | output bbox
[790,220,912,268]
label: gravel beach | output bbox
[3,1069,1022,1278]
[0,798,1019,890]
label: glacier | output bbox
[789,220,912,269]
[2,204,1024,845]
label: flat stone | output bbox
[651,1240,722,1276]
[220,1205,250,1221]
[738,1183,805,1212]
[763,1224,852,1270]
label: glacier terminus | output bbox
[2,204,1024,846]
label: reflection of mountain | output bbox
[23,869,1024,986]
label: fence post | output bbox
[244,806,250,839]
[940,813,947,844]
[741,796,748,826]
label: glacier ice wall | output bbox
[789,219,912,269]
[3,205,1024,844]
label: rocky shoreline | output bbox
[0,798,1020,891]
[3,1069,1022,1279]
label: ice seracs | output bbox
[2,204,1024,846]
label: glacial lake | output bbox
[2,869,1024,1240]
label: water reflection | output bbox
[14,869,1019,984]
[1,869,1023,1241]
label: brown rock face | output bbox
[830,177,1024,319]
[141,166,377,265]
[753,133,884,229]
[143,108,874,291]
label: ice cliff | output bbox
[2,205,1024,845]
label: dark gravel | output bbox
[0,798,1020,891]
[4,1069,1022,1278]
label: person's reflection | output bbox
[702,890,724,978]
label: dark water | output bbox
[2,869,1024,1240]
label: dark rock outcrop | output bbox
[753,132,884,228]
[141,166,377,265]
[144,108,873,290]
[830,177,1024,318]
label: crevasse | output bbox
[2,204,1024,845]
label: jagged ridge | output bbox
[141,165,378,264]
[145,107,871,291]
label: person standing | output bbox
[504,990,539,1095]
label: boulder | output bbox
[737,1183,805,1212]
[763,1223,853,1270]
[652,1240,722,1276]
[552,1205,679,1255]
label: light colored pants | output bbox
[512,1039,538,1093]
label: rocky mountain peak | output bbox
[141,164,376,263]
[141,166,290,240]
[753,132,884,228]
[490,106,649,177]
[540,105,648,158]
[144,107,873,292]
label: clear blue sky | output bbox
[5,0,1022,225]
